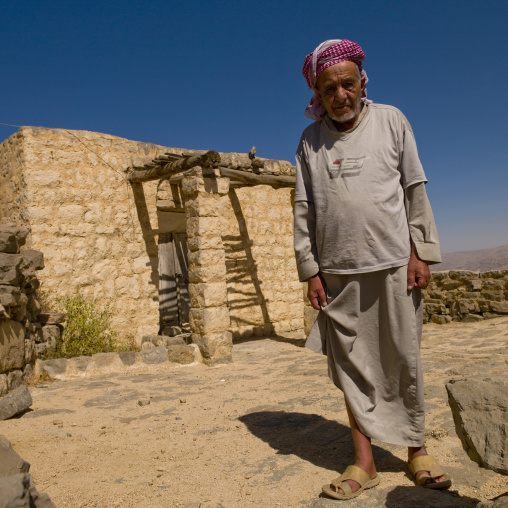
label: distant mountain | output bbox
[431,244,508,271]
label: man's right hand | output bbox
[307,273,327,310]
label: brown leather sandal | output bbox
[322,465,380,500]
[409,455,452,489]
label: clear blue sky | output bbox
[1,0,507,253]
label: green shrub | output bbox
[56,293,118,358]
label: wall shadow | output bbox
[239,411,406,474]
[130,182,159,289]
[224,189,272,335]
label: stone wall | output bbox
[301,270,508,334]
[423,270,508,324]
[221,185,303,338]
[0,226,43,395]
[0,132,28,227]
[0,127,304,345]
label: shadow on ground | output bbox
[239,411,406,474]
[241,411,481,507]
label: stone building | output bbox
[0,127,304,364]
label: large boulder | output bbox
[0,473,56,508]
[0,385,32,421]
[446,377,508,475]
[0,435,30,477]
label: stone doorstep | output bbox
[35,344,202,380]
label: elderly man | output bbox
[294,39,451,500]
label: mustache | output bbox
[332,101,352,107]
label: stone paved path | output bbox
[1,318,507,507]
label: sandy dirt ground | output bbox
[1,318,508,508]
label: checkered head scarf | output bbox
[302,39,372,121]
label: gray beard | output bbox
[330,103,361,124]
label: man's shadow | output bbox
[239,411,407,474]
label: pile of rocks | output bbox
[0,225,44,396]
[423,270,508,324]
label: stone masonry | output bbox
[0,127,304,360]
[423,270,508,324]
[182,166,233,365]
[0,225,44,395]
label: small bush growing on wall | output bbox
[57,294,118,358]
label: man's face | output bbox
[315,61,366,131]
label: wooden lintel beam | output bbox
[128,150,220,183]
[219,167,295,188]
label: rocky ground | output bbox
[1,318,507,508]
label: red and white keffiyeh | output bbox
[302,39,372,121]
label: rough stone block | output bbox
[0,434,30,477]
[431,314,452,325]
[41,325,60,343]
[35,343,48,357]
[141,334,185,347]
[458,299,479,314]
[118,351,137,366]
[0,473,56,508]
[37,313,66,325]
[188,264,227,284]
[185,216,222,239]
[477,495,508,508]
[490,301,508,314]
[20,249,45,273]
[22,364,33,383]
[7,370,23,391]
[166,345,195,364]
[481,290,505,302]
[190,307,230,335]
[0,225,29,254]
[68,356,92,372]
[468,279,482,291]
[0,385,32,420]
[441,278,462,290]
[0,285,22,307]
[0,253,22,285]
[483,279,505,289]
[139,346,168,365]
[0,320,25,371]
[191,331,232,360]
[186,235,224,252]
[40,358,67,378]
[449,270,480,281]
[446,377,508,475]
[25,339,36,363]
[0,374,7,397]
[91,353,122,370]
[185,195,222,218]
[481,270,508,279]
[425,302,447,314]
[188,283,227,308]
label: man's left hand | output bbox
[407,243,430,290]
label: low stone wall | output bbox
[302,270,508,334]
[423,270,508,324]
[36,334,200,380]
[0,225,44,395]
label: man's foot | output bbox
[408,449,451,489]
